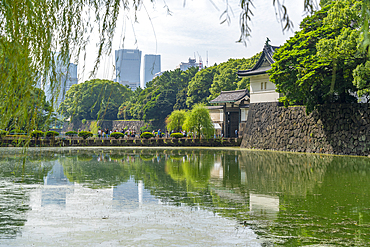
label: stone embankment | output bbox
[241,103,370,156]
[1,137,241,148]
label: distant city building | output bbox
[40,53,78,110]
[177,58,203,71]
[115,49,142,91]
[154,71,164,79]
[143,54,161,88]
[56,63,78,108]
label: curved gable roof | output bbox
[209,89,249,104]
[237,45,279,77]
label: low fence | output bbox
[0,137,242,148]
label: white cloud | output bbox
[78,0,306,83]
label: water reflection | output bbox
[0,148,369,245]
[42,161,73,208]
[113,178,157,209]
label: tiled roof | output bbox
[209,89,249,104]
[207,106,223,110]
[237,45,279,77]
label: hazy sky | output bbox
[78,0,307,84]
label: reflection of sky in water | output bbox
[113,177,158,209]
[0,152,259,246]
[41,161,73,208]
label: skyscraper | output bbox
[40,53,78,110]
[115,49,142,91]
[143,54,161,88]
[56,63,78,108]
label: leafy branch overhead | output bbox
[269,0,369,113]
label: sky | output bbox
[77,0,307,85]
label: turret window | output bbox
[261,82,267,90]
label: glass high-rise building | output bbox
[115,49,142,91]
[40,53,78,110]
[57,63,78,108]
[143,54,161,88]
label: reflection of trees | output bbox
[60,156,131,189]
[239,151,331,196]
[165,152,214,188]
[162,150,250,220]
[0,156,54,184]
[0,183,30,238]
[0,154,54,239]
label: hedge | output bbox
[66,131,78,136]
[110,132,125,139]
[31,130,44,138]
[10,129,25,135]
[78,131,93,139]
[140,132,154,139]
[45,131,60,137]
[170,133,184,139]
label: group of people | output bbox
[97,128,138,138]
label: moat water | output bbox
[0,147,369,246]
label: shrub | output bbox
[78,131,93,139]
[140,132,154,139]
[45,131,60,137]
[66,131,78,136]
[170,133,184,139]
[0,130,8,138]
[110,132,124,139]
[31,130,44,139]
[82,119,87,124]
[10,129,25,135]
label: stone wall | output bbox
[1,137,241,148]
[241,103,370,156]
[62,120,148,132]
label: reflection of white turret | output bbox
[113,177,155,209]
[210,155,223,179]
[250,193,279,220]
[138,180,143,206]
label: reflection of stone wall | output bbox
[238,151,331,196]
[241,103,370,156]
[62,120,147,132]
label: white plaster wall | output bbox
[241,108,249,122]
[249,74,280,103]
[209,109,223,122]
[251,91,281,103]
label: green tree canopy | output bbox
[208,57,258,101]
[58,79,132,120]
[118,67,198,124]
[186,66,218,107]
[166,110,187,132]
[182,104,214,139]
[186,56,259,107]
[269,0,367,112]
